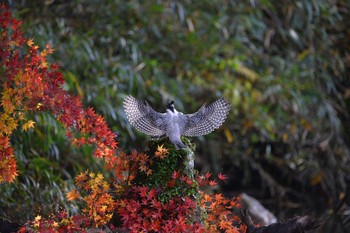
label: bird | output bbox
[123,95,231,149]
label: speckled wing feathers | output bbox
[180,97,231,137]
[123,95,165,136]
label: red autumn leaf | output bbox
[147,188,156,200]
[209,180,218,186]
[185,178,193,186]
[218,172,229,182]
[0,6,118,182]
[204,171,212,179]
[138,185,148,198]
[183,197,196,209]
[167,179,175,188]
[172,170,180,179]
[150,199,161,209]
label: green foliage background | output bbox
[1,0,349,230]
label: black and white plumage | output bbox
[123,95,231,149]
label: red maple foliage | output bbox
[0,4,117,183]
[117,186,204,233]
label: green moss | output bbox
[133,137,200,203]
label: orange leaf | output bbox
[66,190,81,201]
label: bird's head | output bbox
[167,101,175,112]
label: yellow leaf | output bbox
[301,118,313,131]
[27,38,34,47]
[89,172,95,178]
[282,133,288,142]
[36,103,43,110]
[243,120,253,130]
[296,48,311,61]
[224,129,234,143]
[310,172,324,186]
[34,215,41,227]
[236,65,258,82]
[22,120,36,132]
[94,173,103,184]
[0,113,19,135]
[40,61,48,68]
[1,88,15,113]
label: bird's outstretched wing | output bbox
[123,95,165,136]
[179,97,230,137]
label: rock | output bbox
[241,209,322,233]
[240,193,277,225]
